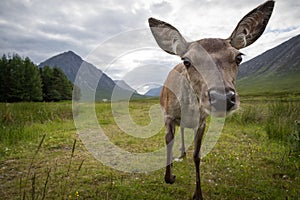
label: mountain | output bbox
[238,35,300,79]
[145,86,162,97]
[39,51,143,100]
[114,80,137,93]
[237,34,300,95]
[145,35,300,96]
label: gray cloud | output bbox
[0,0,299,90]
[122,64,171,93]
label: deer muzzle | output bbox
[208,88,236,113]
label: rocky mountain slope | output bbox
[237,34,300,94]
[238,34,300,79]
[145,34,300,96]
[39,51,142,100]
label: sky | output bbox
[1,0,299,93]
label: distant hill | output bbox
[144,35,300,96]
[237,34,300,95]
[114,80,137,93]
[39,51,143,100]
[145,86,162,97]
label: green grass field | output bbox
[0,97,299,199]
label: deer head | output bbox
[149,0,274,116]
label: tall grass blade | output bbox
[41,167,51,200]
[21,133,46,200]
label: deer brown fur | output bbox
[148,1,275,199]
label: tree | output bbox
[52,67,72,100]
[72,84,81,101]
[0,54,42,102]
[7,54,23,101]
[22,57,43,101]
[0,54,9,101]
[40,66,54,101]
[40,66,73,101]
[0,54,73,102]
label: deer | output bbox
[148,1,274,199]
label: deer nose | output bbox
[208,88,236,112]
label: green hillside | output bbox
[237,72,300,96]
[236,35,300,96]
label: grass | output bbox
[265,101,300,144]
[228,98,300,153]
[237,72,300,96]
[0,102,73,146]
[0,98,299,199]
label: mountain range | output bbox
[237,35,300,79]
[114,80,137,93]
[145,86,162,97]
[39,51,142,100]
[39,34,300,99]
[145,34,300,96]
[236,34,300,95]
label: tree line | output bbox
[0,54,77,102]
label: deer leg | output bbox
[193,123,205,200]
[180,127,186,158]
[165,117,176,184]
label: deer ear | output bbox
[148,18,188,57]
[229,0,275,49]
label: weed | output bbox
[18,136,84,200]
[290,120,300,152]
[20,134,45,199]
[41,167,51,200]
[265,101,300,150]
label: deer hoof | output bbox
[165,174,176,184]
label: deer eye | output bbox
[182,57,191,68]
[235,53,243,65]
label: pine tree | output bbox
[23,57,43,101]
[0,55,8,101]
[72,84,81,101]
[52,67,72,100]
[40,66,73,101]
[40,66,55,101]
[0,54,73,102]
[0,54,42,102]
[7,54,23,102]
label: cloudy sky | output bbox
[1,0,299,93]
